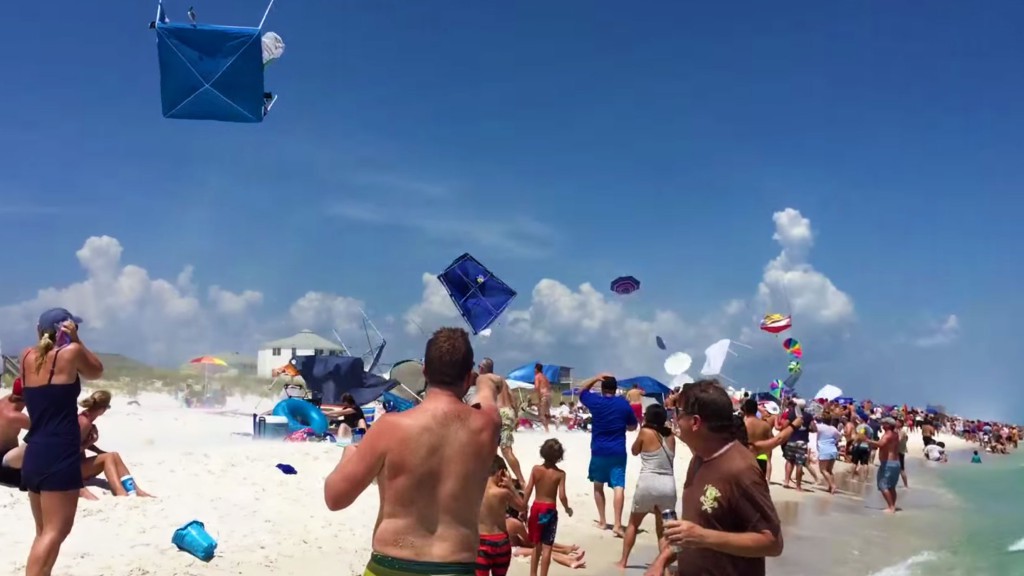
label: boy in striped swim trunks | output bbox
[475,456,525,575]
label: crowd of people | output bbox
[324,327,784,576]
[4,310,1019,576]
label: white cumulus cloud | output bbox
[0,236,263,363]
[914,314,960,348]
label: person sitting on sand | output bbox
[323,393,367,439]
[523,438,573,576]
[324,327,501,576]
[0,379,30,488]
[924,441,948,463]
[476,456,525,576]
[78,390,153,498]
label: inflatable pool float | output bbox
[272,398,329,436]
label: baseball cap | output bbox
[881,417,897,427]
[37,308,83,331]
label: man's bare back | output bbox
[745,415,773,455]
[625,388,643,404]
[325,374,501,565]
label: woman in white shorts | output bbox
[616,404,676,569]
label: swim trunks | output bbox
[630,403,643,423]
[851,445,870,466]
[876,460,901,492]
[782,441,808,466]
[527,501,558,546]
[475,533,511,576]
[587,454,627,489]
[498,407,516,449]
[363,553,476,576]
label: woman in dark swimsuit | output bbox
[20,308,103,576]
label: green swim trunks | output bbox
[364,553,476,576]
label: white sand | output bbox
[0,393,971,575]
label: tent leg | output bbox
[263,93,278,116]
[258,0,276,29]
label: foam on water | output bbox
[1008,537,1024,552]
[867,551,939,576]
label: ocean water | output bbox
[869,449,1024,576]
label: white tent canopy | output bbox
[507,379,535,390]
[814,384,843,401]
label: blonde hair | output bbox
[80,390,112,410]
[33,330,56,375]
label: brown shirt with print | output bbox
[677,441,781,576]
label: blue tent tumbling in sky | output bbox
[152,0,279,122]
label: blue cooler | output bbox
[253,414,291,440]
[362,406,376,427]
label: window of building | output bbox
[272,348,281,356]
[314,349,324,356]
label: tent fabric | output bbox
[506,363,560,385]
[156,22,266,122]
[290,355,398,407]
[437,253,517,335]
[381,391,416,413]
[618,376,671,396]
[506,379,534,390]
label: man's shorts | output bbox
[876,461,901,492]
[782,441,808,467]
[851,445,870,466]
[588,455,626,489]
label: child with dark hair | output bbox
[524,439,573,576]
[476,456,524,576]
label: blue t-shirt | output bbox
[580,391,637,457]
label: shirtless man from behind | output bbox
[482,358,525,484]
[0,379,30,487]
[742,399,773,479]
[625,384,644,427]
[866,417,901,514]
[324,327,501,576]
[534,364,552,433]
[476,456,525,576]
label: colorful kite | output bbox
[610,276,641,295]
[783,338,802,359]
[152,0,281,122]
[769,378,784,399]
[437,253,517,335]
[787,361,801,373]
[760,313,792,335]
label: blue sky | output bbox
[1,1,1022,420]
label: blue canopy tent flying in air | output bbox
[151,0,281,122]
[437,253,517,335]
[618,376,672,403]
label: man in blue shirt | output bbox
[578,373,637,537]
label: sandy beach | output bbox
[0,390,972,576]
